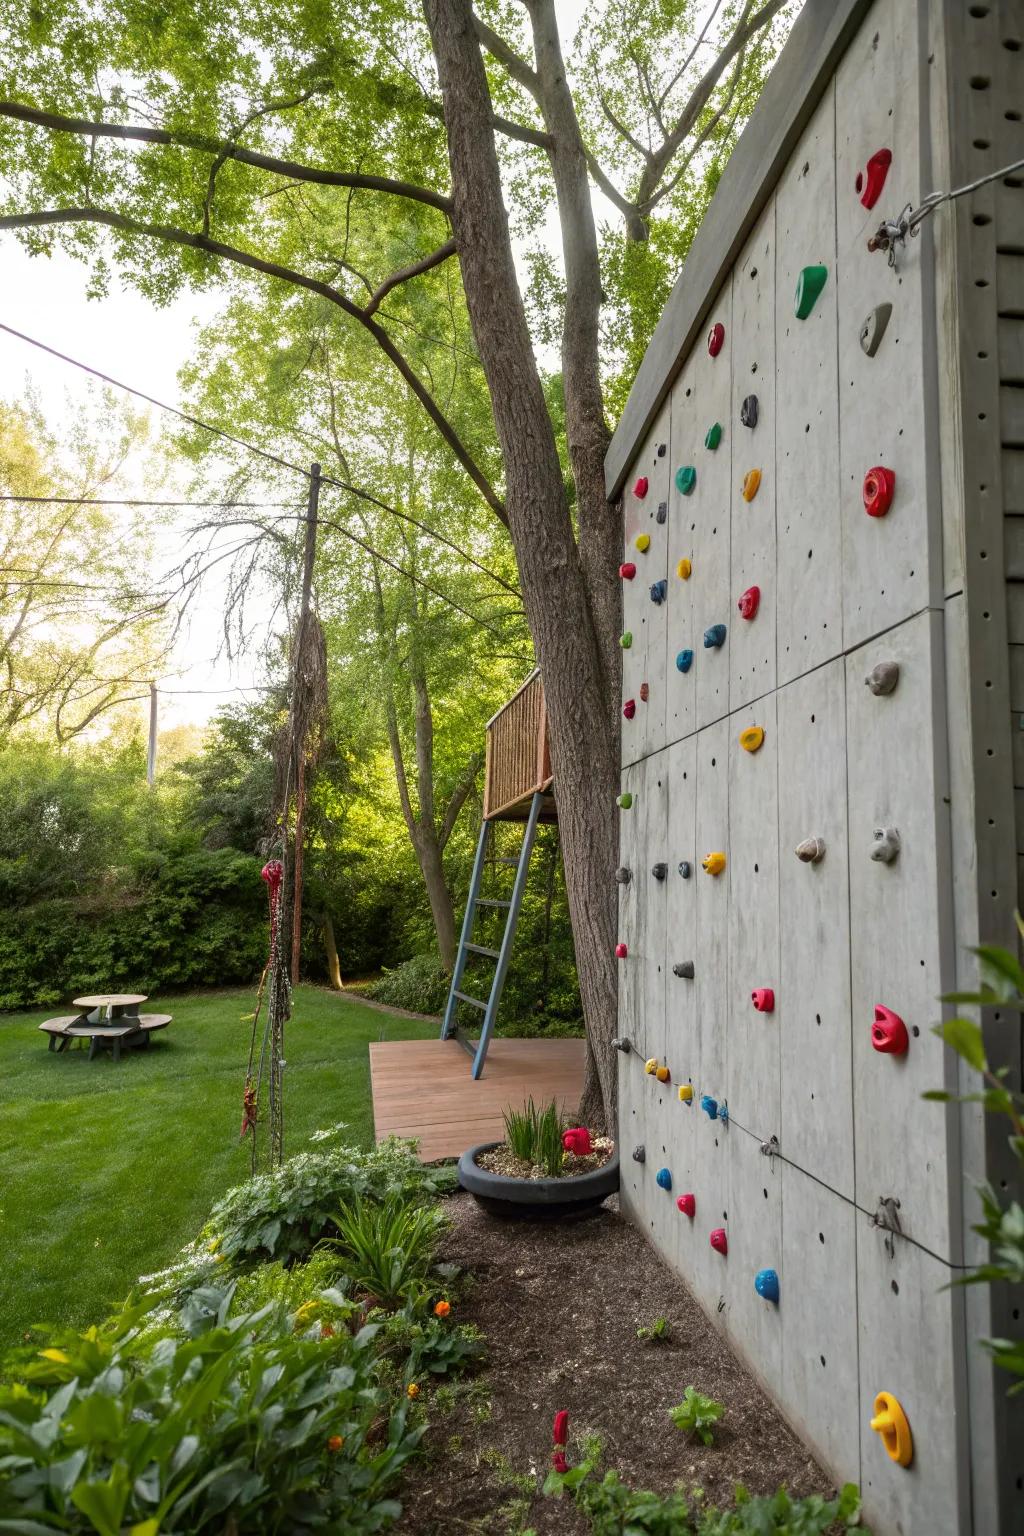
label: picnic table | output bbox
[39,993,172,1061]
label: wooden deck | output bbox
[369,1038,586,1162]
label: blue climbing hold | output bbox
[704,623,727,648]
[656,1167,673,1191]
[755,1268,780,1303]
[650,579,668,605]
[700,1094,718,1120]
[718,1102,730,1126]
[676,648,694,673]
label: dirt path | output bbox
[397,1192,830,1534]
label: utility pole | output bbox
[147,682,158,785]
[290,463,320,986]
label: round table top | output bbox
[73,993,148,1008]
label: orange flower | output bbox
[327,1435,344,1453]
[321,1323,335,1338]
[433,1300,451,1318]
[407,1382,420,1398]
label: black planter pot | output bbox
[457,1141,620,1219]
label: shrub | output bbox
[375,1304,487,1381]
[0,1290,422,1534]
[669,1386,725,1445]
[368,953,449,1016]
[326,1196,448,1308]
[501,1098,566,1175]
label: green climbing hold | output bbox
[794,264,828,319]
[675,465,697,496]
[617,792,633,809]
[620,631,633,649]
[704,422,722,451]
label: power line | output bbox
[0,318,519,596]
[0,494,306,508]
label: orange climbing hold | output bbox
[869,1392,913,1467]
[742,469,761,502]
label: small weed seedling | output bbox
[668,1386,724,1445]
[635,1316,671,1344]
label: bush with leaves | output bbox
[368,952,450,1016]
[326,1195,449,1308]
[0,1287,422,1535]
[929,934,1024,1391]
[374,1301,486,1383]
[669,1386,725,1445]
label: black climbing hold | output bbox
[673,961,695,979]
[656,501,668,524]
[678,860,692,879]
[652,863,667,880]
[632,1145,646,1163]
[657,442,667,458]
[741,394,759,429]
[614,866,632,884]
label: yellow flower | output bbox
[39,1349,70,1364]
[433,1300,451,1318]
[207,1238,220,1253]
[294,1300,318,1323]
[407,1382,420,1399]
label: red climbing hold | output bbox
[640,681,649,702]
[634,475,649,499]
[553,1410,569,1447]
[710,1227,728,1255]
[707,321,725,357]
[677,1192,696,1218]
[620,562,636,580]
[562,1127,592,1157]
[857,148,892,210]
[738,585,761,621]
[615,942,628,960]
[751,988,775,1014]
[863,466,896,518]
[871,1004,909,1055]
[623,699,636,720]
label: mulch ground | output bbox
[396,1191,831,1535]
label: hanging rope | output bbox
[868,153,1024,265]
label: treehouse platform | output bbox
[483,669,556,823]
[369,1037,585,1163]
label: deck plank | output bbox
[369,1038,586,1162]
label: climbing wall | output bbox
[610,1,1023,1531]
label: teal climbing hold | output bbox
[675,465,697,496]
[656,1167,673,1191]
[755,1268,780,1303]
[676,648,694,673]
[705,422,722,451]
[795,264,828,319]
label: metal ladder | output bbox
[439,791,543,1079]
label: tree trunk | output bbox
[323,910,343,989]
[424,0,619,1131]
[417,825,458,971]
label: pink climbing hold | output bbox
[737,585,761,621]
[562,1127,592,1157]
[553,1410,569,1446]
[871,1004,909,1055]
[620,562,636,580]
[751,988,775,1014]
[677,1192,696,1218]
[615,942,628,960]
[634,475,649,499]
[708,321,725,357]
[623,698,636,720]
[710,1227,728,1255]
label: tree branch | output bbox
[0,206,506,522]
[471,16,541,99]
[0,100,454,214]
[439,750,482,850]
[364,236,457,316]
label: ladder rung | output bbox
[477,898,511,908]
[465,942,500,959]
[494,857,520,865]
[453,990,488,1011]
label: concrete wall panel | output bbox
[668,354,700,746]
[690,282,734,730]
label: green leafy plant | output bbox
[377,1307,486,1380]
[928,932,1024,1391]
[501,1097,566,1175]
[327,1195,448,1308]
[0,1290,423,1535]
[635,1316,671,1344]
[668,1387,725,1445]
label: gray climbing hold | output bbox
[652,862,667,880]
[673,961,695,979]
[656,501,668,524]
[632,1145,646,1163]
[865,661,900,696]
[859,302,893,358]
[795,836,826,864]
[678,860,692,879]
[741,394,759,429]
[615,866,632,884]
[870,826,901,863]
[612,1036,632,1054]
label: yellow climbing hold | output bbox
[677,557,692,580]
[678,1084,693,1103]
[869,1392,913,1468]
[742,469,761,502]
[702,852,727,876]
[655,1064,671,1084]
[635,533,651,552]
[645,1057,658,1075]
[739,725,765,753]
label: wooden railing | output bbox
[483,669,552,820]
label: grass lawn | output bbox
[0,987,437,1350]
